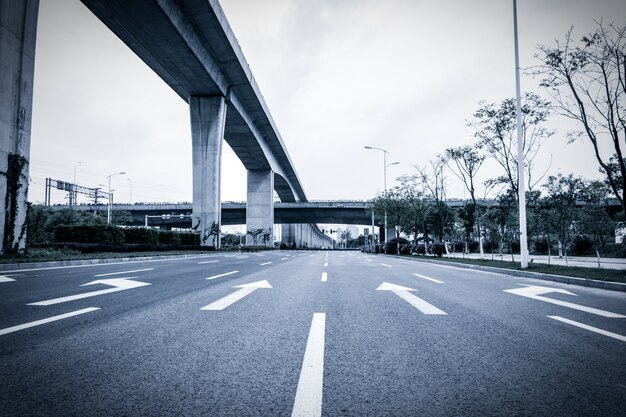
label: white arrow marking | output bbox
[206,271,238,280]
[549,316,626,342]
[413,273,444,284]
[503,285,626,318]
[0,275,16,283]
[380,263,392,268]
[0,307,100,336]
[200,280,272,311]
[292,312,326,417]
[28,278,151,306]
[377,282,447,315]
[321,272,327,282]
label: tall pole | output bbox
[513,0,529,268]
[128,178,133,204]
[383,149,388,241]
[106,171,125,225]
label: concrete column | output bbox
[0,1,39,254]
[246,170,274,246]
[190,96,225,247]
[281,224,295,247]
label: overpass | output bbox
[0,0,330,251]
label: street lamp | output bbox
[71,161,82,207]
[127,178,133,204]
[364,146,399,242]
[107,171,126,225]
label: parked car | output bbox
[382,237,410,254]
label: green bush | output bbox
[179,232,200,246]
[569,235,594,256]
[123,228,158,244]
[55,225,124,245]
[158,231,181,245]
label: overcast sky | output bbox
[30,0,625,207]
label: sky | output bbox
[30,0,626,208]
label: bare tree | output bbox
[534,22,626,211]
[415,156,450,252]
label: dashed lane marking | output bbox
[0,307,100,336]
[549,316,626,342]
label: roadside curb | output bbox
[0,252,217,272]
[381,254,626,293]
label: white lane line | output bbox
[412,273,444,284]
[292,312,326,417]
[0,307,100,336]
[310,255,315,257]
[261,262,273,266]
[206,271,239,280]
[549,316,626,342]
[198,260,219,264]
[324,262,328,267]
[380,263,392,268]
[366,259,373,262]
[0,255,218,274]
[281,258,289,261]
[321,272,327,282]
[0,275,16,283]
[94,268,154,277]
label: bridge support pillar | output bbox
[246,170,274,246]
[190,96,225,247]
[0,0,38,254]
[281,224,295,248]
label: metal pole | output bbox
[107,175,111,224]
[513,0,529,269]
[383,150,388,242]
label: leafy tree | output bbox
[469,93,553,197]
[535,22,626,212]
[445,145,486,253]
[542,173,584,261]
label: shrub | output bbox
[510,241,520,254]
[533,238,550,255]
[468,241,479,253]
[453,241,464,252]
[55,225,124,245]
[415,245,426,255]
[433,243,446,257]
[483,240,497,252]
[383,238,409,254]
[179,232,200,246]
[123,228,158,244]
[280,242,288,249]
[569,234,594,256]
[158,231,181,245]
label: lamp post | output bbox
[127,178,133,204]
[364,146,399,242]
[513,0,529,268]
[71,161,82,207]
[107,171,126,225]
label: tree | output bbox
[415,156,451,248]
[542,173,584,262]
[469,93,553,197]
[535,22,626,212]
[445,145,486,253]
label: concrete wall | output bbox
[0,1,39,253]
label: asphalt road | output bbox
[1,251,625,416]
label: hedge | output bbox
[55,225,201,246]
[55,225,125,245]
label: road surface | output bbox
[1,251,625,416]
